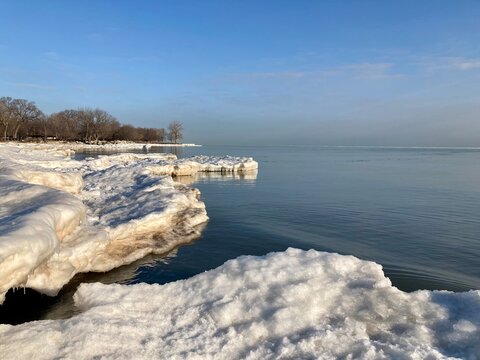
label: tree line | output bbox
[0,96,184,143]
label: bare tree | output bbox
[0,97,12,141]
[156,128,165,143]
[1,96,171,143]
[115,124,142,141]
[48,109,84,140]
[167,121,183,144]
[9,98,43,140]
[91,108,120,142]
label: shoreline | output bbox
[0,143,479,359]
[0,143,257,303]
[1,141,202,151]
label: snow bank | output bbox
[0,249,478,359]
[0,179,85,303]
[0,143,257,302]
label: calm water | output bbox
[1,145,480,323]
[137,145,480,293]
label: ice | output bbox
[1,143,478,358]
[0,179,85,303]
[0,249,478,359]
[7,141,200,153]
[0,143,257,302]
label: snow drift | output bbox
[0,248,478,359]
[0,143,258,302]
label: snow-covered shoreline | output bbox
[67,142,202,151]
[0,248,479,359]
[2,141,201,151]
[1,143,479,359]
[0,143,257,302]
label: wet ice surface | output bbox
[0,249,479,359]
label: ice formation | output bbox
[13,141,200,153]
[0,143,258,302]
[0,249,478,359]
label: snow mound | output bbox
[0,143,257,302]
[0,249,478,359]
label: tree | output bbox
[74,108,119,143]
[28,112,49,140]
[48,110,83,141]
[167,121,183,144]
[9,98,43,140]
[91,108,120,142]
[115,124,142,141]
[0,97,43,140]
[0,96,170,143]
[0,97,12,141]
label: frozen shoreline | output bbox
[0,143,257,302]
[1,143,479,359]
[3,141,201,150]
[0,248,478,359]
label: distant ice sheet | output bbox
[0,143,257,302]
[0,249,478,359]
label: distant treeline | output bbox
[0,96,183,143]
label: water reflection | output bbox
[150,146,183,158]
[0,250,178,324]
[41,250,179,321]
[174,170,258,185]
[73,146,184,161]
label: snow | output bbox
[0,248,478,359]
[0,143,257,302]
[9,141,201,153]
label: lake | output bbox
[1,145,479,323]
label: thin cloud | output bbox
[414,56,480,72]
[11,82,53,90]
[228,62,404,82]
[450,58,480,70]
[126,55,159,62]
[86,26,122,40]
[236,71,306,80]
[43,51,60,61]
[95,55,160,63]
[340,62,404,79]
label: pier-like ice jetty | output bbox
[0,143,258,302]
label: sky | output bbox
[1,0,480,146]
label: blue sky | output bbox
[1,0,479,145]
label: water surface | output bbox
[141,145,480,292]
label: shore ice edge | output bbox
[0,143,258,302]
[0,248,479,359]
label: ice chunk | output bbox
[0,178,85,303]
[0,249,478,359]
